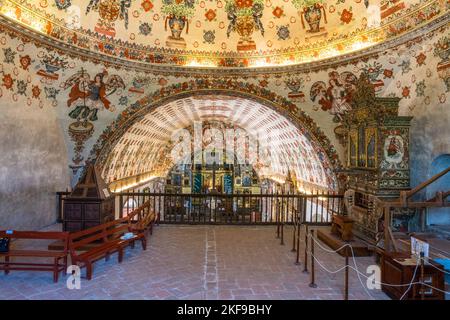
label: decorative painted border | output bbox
[89,80,342,185]
[0,0,448,71]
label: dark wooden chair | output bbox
[0,230,69,283]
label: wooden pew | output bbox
[0,231,69,282]
[68,217,145,280]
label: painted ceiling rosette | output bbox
[0,0,448,69]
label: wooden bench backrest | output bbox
[104,217,130,239]
[127,200,151,222]
[0,230,69,251]
[69,217,131,252]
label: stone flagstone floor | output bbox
[0,225,391,300]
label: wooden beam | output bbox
[405,166,450,199]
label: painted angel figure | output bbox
[310,71,357,122]
[62,68,125,122]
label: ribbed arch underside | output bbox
[101,95,337,191]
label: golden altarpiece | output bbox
[340,74,413,242]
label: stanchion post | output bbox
[280,209,285,246]
[276,193,280,239]
[303,224,309,273]
[291,212,297,252]
[295,222,301,265]
[309,229,317,288]
[420,251,425,300]
[344,253,349,300]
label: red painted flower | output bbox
[236,0,252,8]
[259,79,268,87]
[32,85,41,99]
[272,6,283,18]
[2,74,14,90]
[402,86,410,98]
[205,9,216,22]
[383,69,393,78]
[19,55,31,70]
[416,52,426,66]
[141,0,153,12]
[340,9,353,24]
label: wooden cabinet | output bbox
[63,165,115,232]
[380,251,445,300]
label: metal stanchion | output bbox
[280,209,285,246]
[276,194,280,239]
[291,213,297,252]
[309,229,317,288]
[303,224,309,273]
[344,253,349,300]
[420,251,425,300]
[295,222,301,265]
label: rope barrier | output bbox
[300,231,450,298]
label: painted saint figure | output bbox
[63,68,125,123]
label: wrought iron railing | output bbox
[116,192,344,225]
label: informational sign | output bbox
[411,236,429,258]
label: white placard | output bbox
[411,236,429,258]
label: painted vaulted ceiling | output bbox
[0,0,448,191]
[0,0,447,70]
[101,95,337,190]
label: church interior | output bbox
[0,0,449,301]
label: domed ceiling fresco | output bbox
[0,0,447,69]
[0,0,448,194]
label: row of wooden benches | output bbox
[0,209,156,282]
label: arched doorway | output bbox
[88,85,343,224]
[426,154,450,226]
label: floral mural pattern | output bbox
[0,13,448,187]
[0,0,446,67]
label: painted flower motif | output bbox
[203,30,216,44]
[141,0,154,12]
[236,0,252,8]
[401,86,410,99]
[2,74,14,90]
[272,6,283,18]
[383,69,393,79]
[119,96,129,106]
[415,52,426,66]
[32,85,41,99]
[205,9,216,21]
[54,0,71,10]
[139,22,152,36]
[276,25,290,41]
[415,80,426,97]
[3,48,16,64]
[259,79,268,87]
[398,60,411,75]
[340,8,353,24]
[19,55,32,70]
[433,36,449,61]
[44,87,59,99]
[16,80,27,96]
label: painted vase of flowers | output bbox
[161,0,195,49]
[292,0,327,33]
[225,0,264,52]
